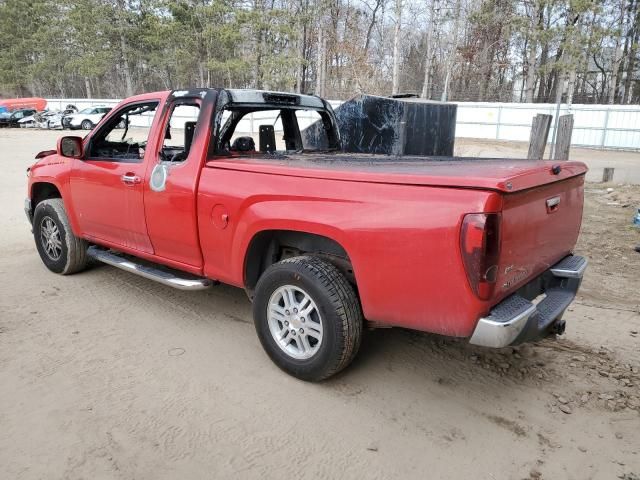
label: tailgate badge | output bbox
[546,196,561,213]
[502,267,530,290]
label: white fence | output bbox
[455,102,640,150]
[45,98,640,150]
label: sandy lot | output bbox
[1,129,639,480]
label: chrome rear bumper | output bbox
[469,255,587,348]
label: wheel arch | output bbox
[243,229,355,295]
[31,181,62,207]
[29,179,82,237]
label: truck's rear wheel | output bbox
[253,256,362,381]
[33,198,88,275]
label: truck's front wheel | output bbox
[253,256,363,381]
[33,198,88,275]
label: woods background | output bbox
[0,0,639,104]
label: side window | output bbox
[160,103,200,163]
[88,101,159,162]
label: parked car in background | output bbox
[17,113,38,128]
[62,106,112,130]
[45,105,78,130]
[18,111,56,128]
[0,109,37,128]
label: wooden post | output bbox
[553,114,574,160]
[527,114,552,160]
[602,168,615,183]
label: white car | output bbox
[62,106,112,130]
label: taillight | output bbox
[460,213,501,300]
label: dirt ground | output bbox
[1,129,639,480]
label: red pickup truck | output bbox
[25,89,588,381]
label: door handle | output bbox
[122,173,141,185]
[546,196,561,213]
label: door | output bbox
[70,100,160,253]
[11,111,24,126]
[143,98,204,267]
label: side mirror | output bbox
[57,136,84,159]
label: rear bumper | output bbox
[469,255,587,348]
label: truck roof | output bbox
[116,89,328,111]
[223,89,325,109]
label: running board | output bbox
[87,246,214,291]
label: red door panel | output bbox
[142,96,214,268]
[70,159,153,253]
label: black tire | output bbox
[253,255,363,381]
[33,198,88,275]
[81,119,93,130]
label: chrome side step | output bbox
[87,246,213,291]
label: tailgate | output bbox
[496,174,585,299]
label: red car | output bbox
[25,89,588,381]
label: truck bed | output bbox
[207,153,588,192]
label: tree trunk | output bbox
[624,40,638,103]
[198,63,205,88]
[624,0,640,103]
[536,4,551,101]
[420,0,436,99]
[315,25,325,97]
[441,0,461,101]
[566,68,576,108]
[364,0,381,54]
[84,77,92,99]
[119,32,134,97]
[608,0,626,104]
[608,43,623,104]
[296,21,307,93]
[479,43,496,102]
[524,2,542,103]
[391,0,402,95]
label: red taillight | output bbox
[460,213,501,300]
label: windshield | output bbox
[79,108,94,114]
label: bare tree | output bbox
[392,0,403,94]
[441,0,462,101]
[420,0,437,98]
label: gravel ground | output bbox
[1,129,639,480]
